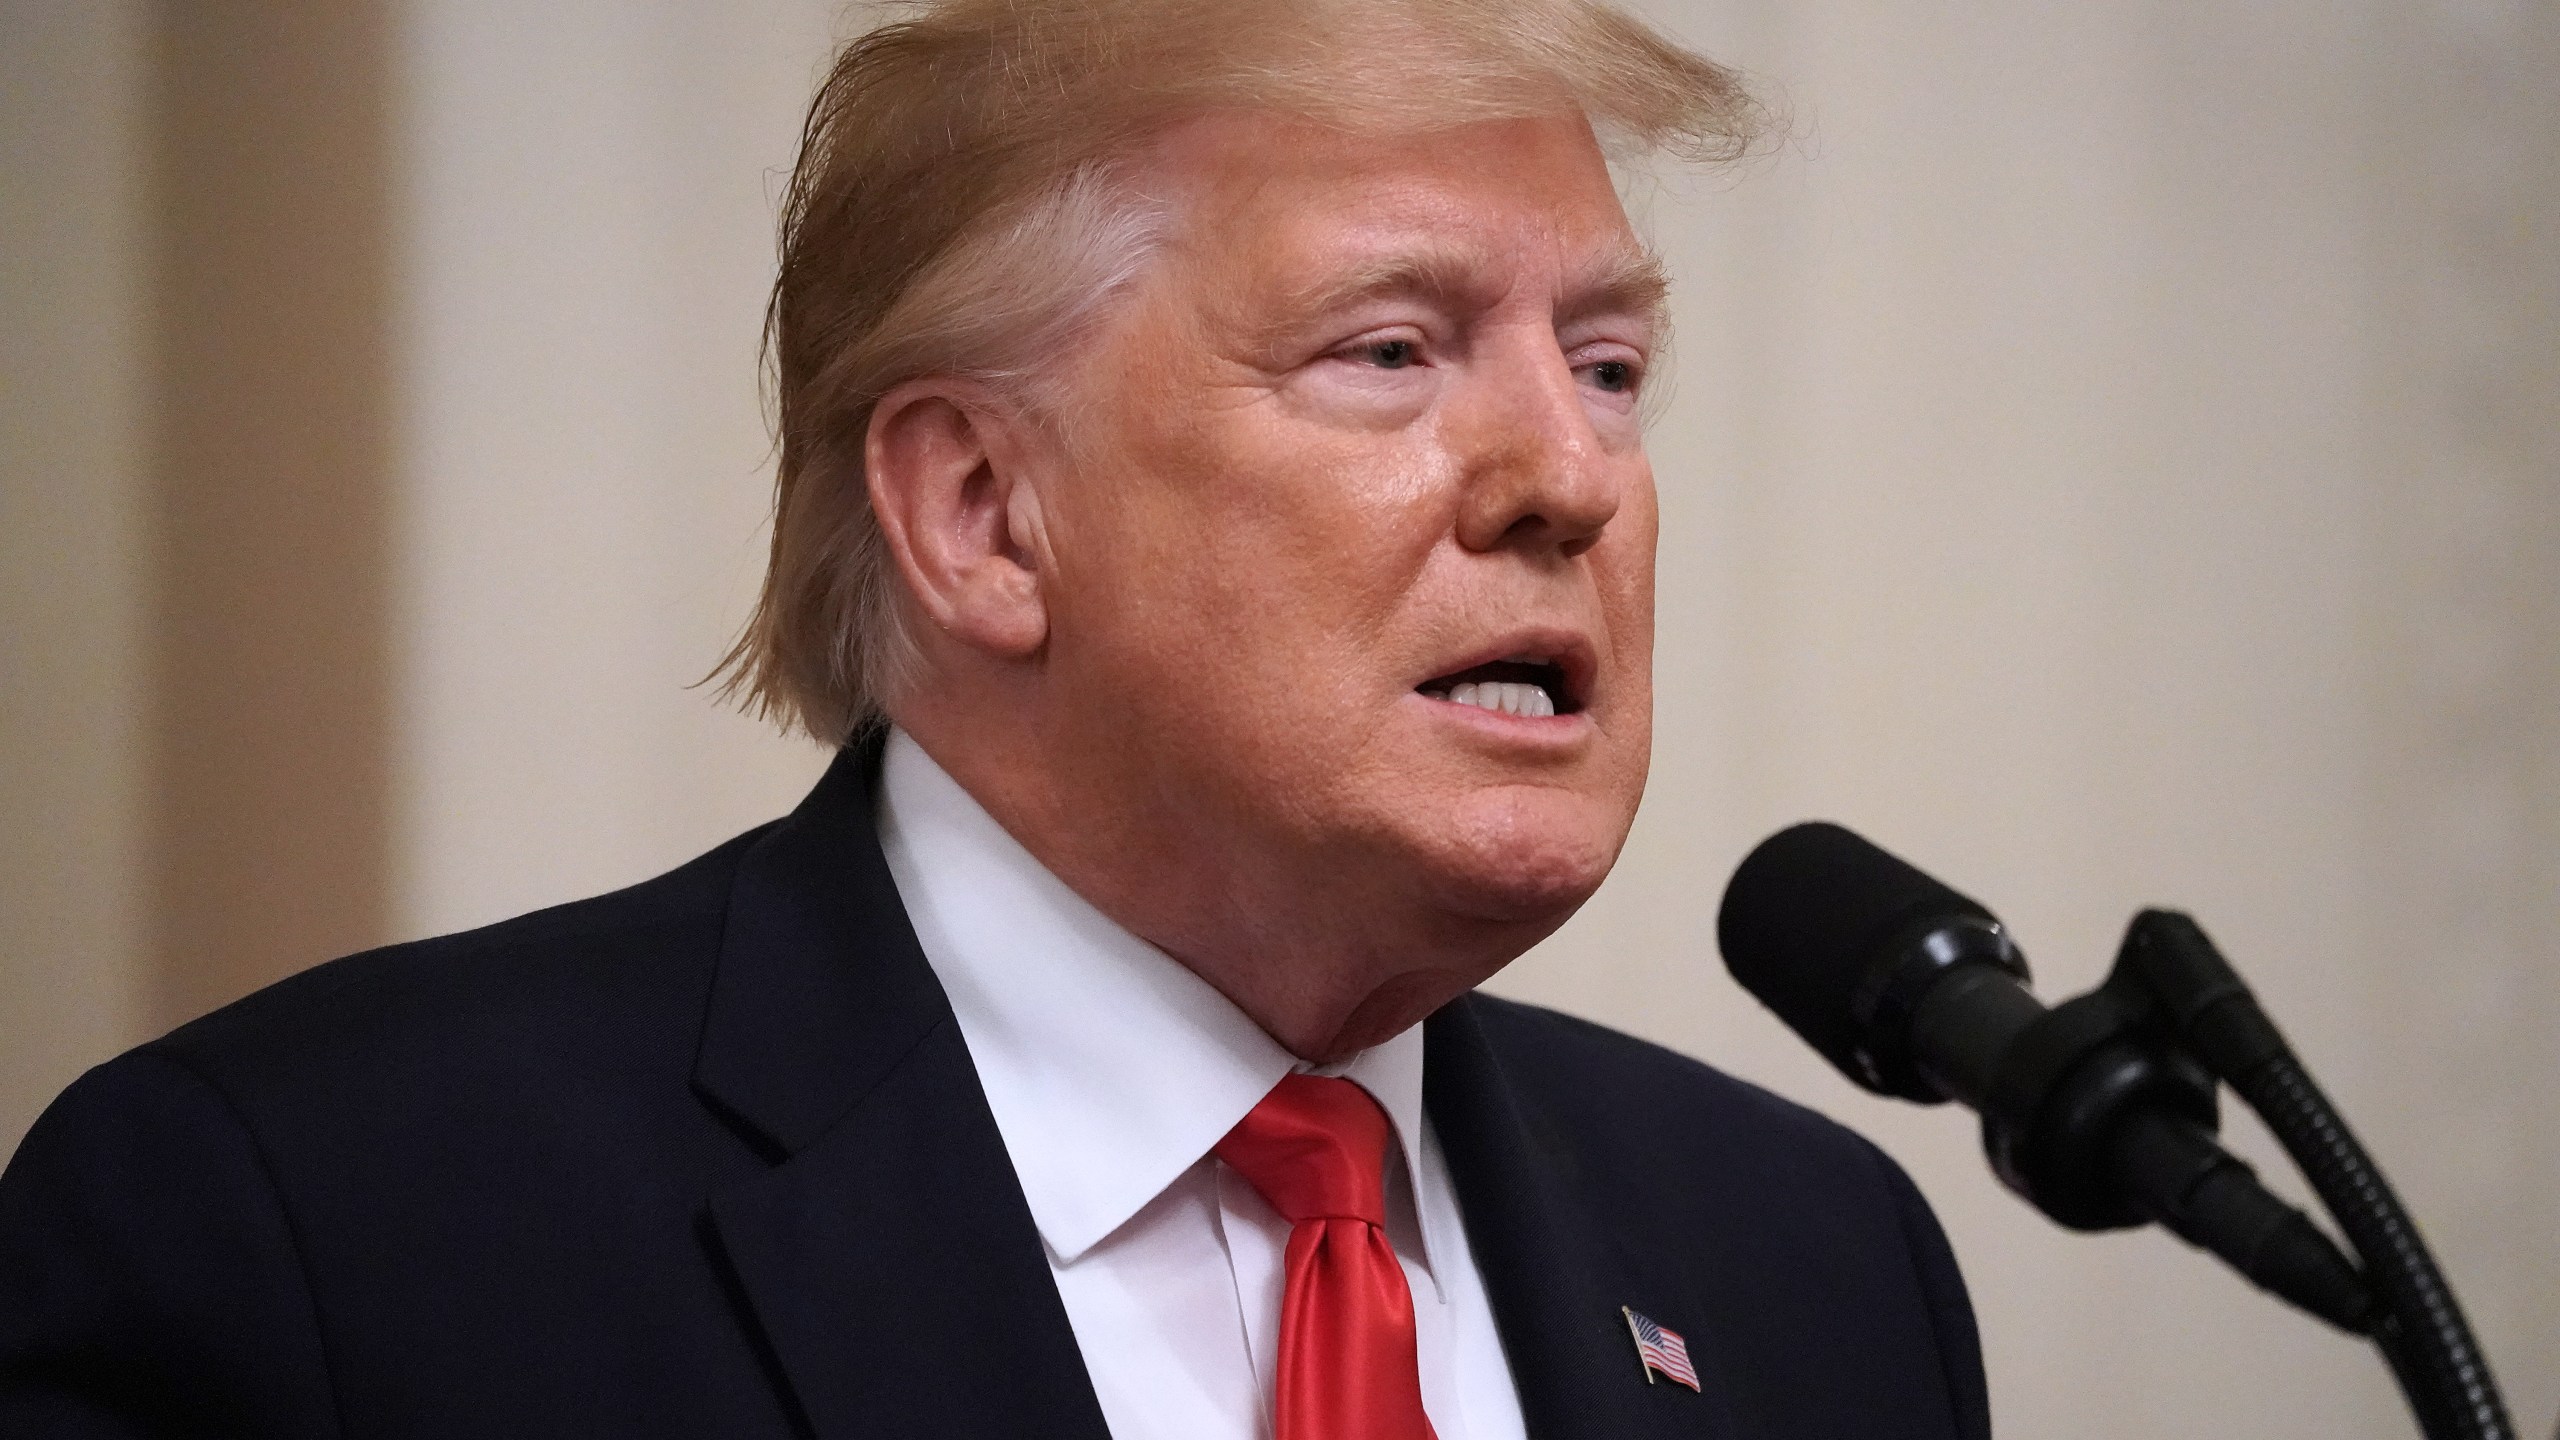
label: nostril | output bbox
[1474,472,1619,557]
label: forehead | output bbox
[1139,109,1656,322]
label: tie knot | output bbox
[1214,1074,1394,1227]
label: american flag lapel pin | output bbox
[1620,1305,1702,1392]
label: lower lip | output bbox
[1413,692,1592,745]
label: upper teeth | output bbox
[1447,680,1556,718]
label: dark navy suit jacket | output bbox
[0,744,1991,1438]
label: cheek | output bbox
[1125,432,1447,639]
[1047,442,1428,745]
[1599,481,1660,654]
[1271,450,1453,631]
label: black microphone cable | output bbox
[2118,911,2511,1440]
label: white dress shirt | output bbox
[875,729,1530,1440]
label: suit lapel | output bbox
[692,743,1111,1440]
[1427,998,1743,1440]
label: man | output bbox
[1,1,1991,1436]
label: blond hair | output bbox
[717,0,1766,744]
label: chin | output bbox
[1411,784,1628,929]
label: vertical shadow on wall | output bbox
[147,3,394,1030]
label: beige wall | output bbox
[2,2,2551,1435]
[151,2,399,1028]
[389,1,833,941]
[1,0,150,1157]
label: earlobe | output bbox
[865,380,1050,662]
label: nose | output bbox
[1450,334,1623,557]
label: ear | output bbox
[865,378,1050,663]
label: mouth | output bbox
[1416,648,1586,720]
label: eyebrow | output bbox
[1264,238,1672,339]
[1561,244,1672,332]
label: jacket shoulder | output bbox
[144,823,775,1106]
[1462,991,1887,1171]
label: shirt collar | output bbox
[874,728,1446,1281]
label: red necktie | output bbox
[1215,1075,1438,1440]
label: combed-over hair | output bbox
[716,0,1767,745]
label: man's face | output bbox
[1024,108,1660,1037]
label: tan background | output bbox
[4,2,2553,1435]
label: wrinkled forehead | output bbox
[1134,107,1663,332]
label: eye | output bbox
[1581,358,1638,394]
[1353,338,1421,370]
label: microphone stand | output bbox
[2079,910,2515,1440]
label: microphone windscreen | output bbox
[1715,822,1998,1093]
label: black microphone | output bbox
[1717,821,2374,1334]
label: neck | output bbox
[885,698,1549,1062]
